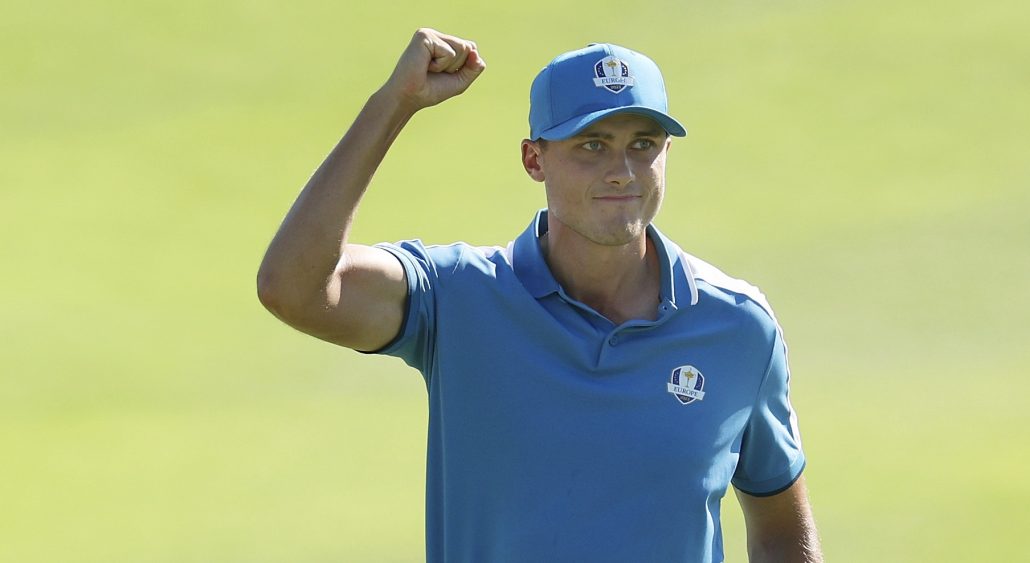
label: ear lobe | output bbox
[521,139,545,182]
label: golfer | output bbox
[258,28,822,562]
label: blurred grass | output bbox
[2,0,1028,561]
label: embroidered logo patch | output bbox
[593,56,634,94]
[667,365,706,405]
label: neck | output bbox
[542,220,661,324]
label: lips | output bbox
[593,195,641,201]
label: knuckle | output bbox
[413,28,435,43]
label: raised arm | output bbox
[257,29,485,351]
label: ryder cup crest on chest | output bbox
[667,365,706,405]
[593,56,634,93]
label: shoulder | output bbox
[680,251,783,339]
[376,239,513,278]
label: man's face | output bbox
[523,113,671,247]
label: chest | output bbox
[429,288,772,478]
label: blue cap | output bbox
[529,43,687,141]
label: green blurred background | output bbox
[3,0,1028,560]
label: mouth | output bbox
[593,195,641,202]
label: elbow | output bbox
[256,264,288,320]
[256,262,337,330]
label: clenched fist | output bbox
[381,28,487,112]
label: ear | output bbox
[521,139,546,182]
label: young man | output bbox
[258,28,822,562]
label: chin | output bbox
[590,223,646,246]
[551,210,649,247]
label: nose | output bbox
[605,150,635,188]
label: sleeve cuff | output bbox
[357,243,418,356]
[732,454,807,498]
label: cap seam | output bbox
[547,63,555,132]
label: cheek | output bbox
[543,180,578,213]
[646,157,667,187]
[543,163,590,202]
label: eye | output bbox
[631,138,657,150]
[581,140,604,152]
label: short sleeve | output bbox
[364,240,439,376]
[731,329,806,496]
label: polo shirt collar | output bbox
[511,209,698,308]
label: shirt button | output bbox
[609,336,618,346]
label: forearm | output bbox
[746,522,822,563]
[257,90,415,309]
[738,478,823,563]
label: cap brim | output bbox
[536,106,687,141]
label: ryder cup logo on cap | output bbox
[529,43,687,141]
[593,56,633,93]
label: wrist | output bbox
[369,85,421,121]
[350,88,417,149]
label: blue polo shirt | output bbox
[374,210,805,563]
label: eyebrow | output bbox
[573,128,666,140]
